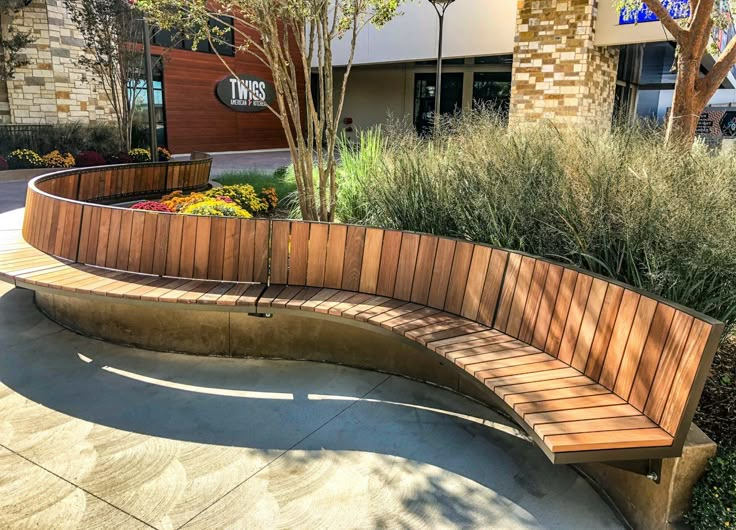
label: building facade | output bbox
[2,0,734,152]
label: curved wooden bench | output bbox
[0,160,724,471]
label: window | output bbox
[152,16,235,56]
[474,55,513,65]
[413,72,464,134]
[472,72,511,114]
[128,59,167,149]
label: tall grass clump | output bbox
[336,110,736,332]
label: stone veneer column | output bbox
[3,0,114,124]
[509,0,619,129]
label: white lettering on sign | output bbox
[229,78,267,106]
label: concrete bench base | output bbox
[580,424,716,530]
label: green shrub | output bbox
[336,112,736,332]
[204,184,267,214]
[213,168,297,201]
[7,149,43,169]
[685,448,736,529]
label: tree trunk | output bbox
[665,53,701,146]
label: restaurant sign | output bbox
[216,74,275,112]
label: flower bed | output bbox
[0,147,174,170]
[129,184,279,218]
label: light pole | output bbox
[428,0,456,134]
[142,17,158,159]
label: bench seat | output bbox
[260,285,676,454]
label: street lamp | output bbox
[428,0,456,134]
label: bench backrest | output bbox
[269,221,509,326]
[494,252,722,440]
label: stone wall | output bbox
[509,0,619,129]
[1,0,114,124]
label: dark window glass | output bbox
[209,16,235,56]
[414,58,465,66]
[472,71,511,114]
[128,59,168,149]
[474,55,513,65]
[413,72,464,134]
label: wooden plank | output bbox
[368,302,424,326]
[237,219,256,282]
[518,261,549,343]
[515,393,625,417]
[315,290,357,314]
[270,286,306,309]
[301,288,341,311]
[628,303,676,408]
[236,284,265,308]
[328,292,374,317]
[534,415,658,438]
[598,288,641,388]
[285,287,323,310]
[178,215,198,278]
[570,279,608,372]
[455,347,542,370]
[402,316,467,340]
[341,226,365,291]
[164,214,184,277]
[660,319,712,435]
[485,367,583,391]
[427,238,456,310]
[359,228,384,294]
[613,296,659,398]
[222,218,241,281]
[445,338,528,362]
[494,253,521,332]
[544,268,578,357]
[198,282,237,304]
[252,284,286,307]
[505,256,536,337]
[475,360,568,382]
[524,404,641,429]
[477,249,508,327]
[139,213,158,274]
[444,242,474,315]
[414,322,487,346]
[216,283,255,306]
[460,245,492,321]
[585,284,624,380]
[644,311,695,421]
[530,264,563,350]
[380,306,442,331]
[410,235,439,305]
[393,232,420,301]
[270,221,290,285]
[341,295,390,319]
[375,230,402,297]
[323,224,347,289]
[427,329,501,352]
[104,208,123,269]
[496,375,599,400]
[544,428,672,452]
[289,222,310,285]
[207,217,227,280]
[94,206,113,267]
[193,216,212,278]
[355,298,405,323]
[151,214,171,276]
[253,220,269,283]
[557,273,593,365]
[306,223,329,287]
[126,213,145,272]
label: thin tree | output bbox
[64,0,147,151]
[138,0,403,222]
[619,0,736,145]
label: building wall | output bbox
[509,0,619,128]
[3,0,114,124]
[152,32,300,154]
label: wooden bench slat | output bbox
[432,331,516,356]
[427,238,456,310]
[314,290,357,314]
[426,328,501,351]
[514,393,626,417]
[569,278,608,372]
[414,322,488,346]
[534,415,659,438]
[544,428,673,452]
[379,306,442,331]
[524,403,642,428]
[460,245,492,321]
[454,346,542,369]
[504,383,609,407]
[445,339,529,362]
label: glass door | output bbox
[413,72,464,135]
